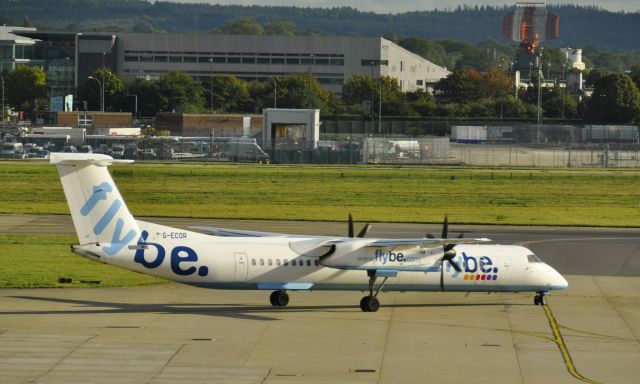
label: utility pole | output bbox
[1,73,5,123]
[270,77,277,108]
[88,76,104,112]
[209,57,214,111]
[307,54,314,109]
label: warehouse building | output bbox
[8,28,449,95]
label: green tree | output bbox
[5,65,47,113]
[78,67,124,111]
[220,17,264,35]
[276,73,333,113]
[124,77,163,117]
[434,70,482,104]
[156,71,206,113]
[264,21,296,36]
[630,63,640,90]
[585,73,640,123]
[203,74,250,112]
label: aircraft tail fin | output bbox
[51,153,139,256]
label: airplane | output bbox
[51,153,568,312]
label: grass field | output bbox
[0,234,164,288]
[1,161,639,227]
[1,161,639,288]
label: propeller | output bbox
[427,215,464,290]
[348,214,371,238]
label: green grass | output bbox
[1,162,639,227]
[0,234,164,288]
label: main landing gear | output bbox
[533,291,547,306]
[360,270,389,312]
[270,290,289,307]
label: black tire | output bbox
[360,296,380,312]
[271,290,289,307]
[533,295,540,305]
[275,291,289,307]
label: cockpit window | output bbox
[527,254,543,263]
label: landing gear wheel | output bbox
[270,290,289,307]
[533,292,547,306]
[359,295,380,312]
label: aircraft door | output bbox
[233,253,248,282]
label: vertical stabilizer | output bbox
[51,153,139,256]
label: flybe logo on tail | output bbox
[81,182,137,255]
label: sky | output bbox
[160,1,640,14]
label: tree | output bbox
[585,73,640,123]
[156,71,206,113]
[264,21,296,36]
[630,63,640,90]
[203,74,250,112]
[276,73,333,114]
[78,67,124,111]
[220,17,264,35]
[4,65,47,113]
[434,70,481,104]
[124,77,163,117]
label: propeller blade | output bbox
[448,259,462,272]
[357,223,371,238]
[348,214,354,238]
[441,214,449,239]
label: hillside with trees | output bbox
[0,1,639,50]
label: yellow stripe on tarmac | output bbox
[543,304,603,384]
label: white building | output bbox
[114,34,449,94]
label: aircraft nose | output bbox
[550,268,568,290]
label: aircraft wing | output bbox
[364,237,491,248]
[190,226,316,238]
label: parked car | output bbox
[78,145,93,153]
[139,148,157,159]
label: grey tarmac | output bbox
[1,213,639,384]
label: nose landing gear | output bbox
[533,292,547,306]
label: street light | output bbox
[88,76,104,112]
[126,93,138,120]
[269,77,277,108]
[1,73,5,123]
[208,58,214,111]
[307,53,314,109]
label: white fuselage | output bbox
[75,220,568,294]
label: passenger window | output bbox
[284,259,289,266]
[276,259,281,266]
[260,259,264,266]
[306,259,311,266]
[268,259,273,266]
[292,260,296,266]
[527,254,542,263]
[314,259,319,266]
[300,260,305,267]
[251,259,256,266]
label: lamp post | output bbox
[560,63,567,120]
[88,76,104,112]
[208,58,214,111]
[270,77,277,108]
[127,94,138,120]
[307,53,314,109]
[1,73,5,123]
